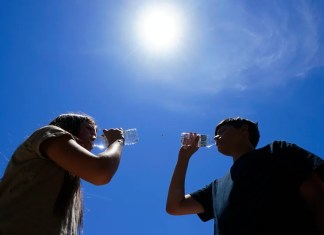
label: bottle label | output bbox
[181,132,214,148]
[199,135,208,147]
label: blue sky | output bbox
[1,0,324,234]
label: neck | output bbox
[232,144,255,162]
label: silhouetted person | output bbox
[0,113,125,234]
[167,117,324,235]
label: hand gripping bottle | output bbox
[94,128,139,149]
[181,132,214,148]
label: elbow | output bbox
[166,207,175,215]
[91,158,119,185]
[93,170,115,185]
[166,204,180,215]
[90,167,115,186]
[91,177,112,186]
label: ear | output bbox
[239,125,251,145]
[240,124,249,135]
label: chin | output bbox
[217,146,230,156]
[86,145,93,151]
[80,143,91,151]
[217,146,223,153]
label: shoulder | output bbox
[263,141,324,177]
[267,140,295,152]
[17,125,73,157]
[261,140,319,160]
[266,141,321,160]
[30,125,73,140]
[260,140,309,156]
[28,125,74,146]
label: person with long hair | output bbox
[0,113,125,234]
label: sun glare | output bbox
[135,4,184,54]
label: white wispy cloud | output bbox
[145,0,324,94]
[121,0,323,111]
[190,0,324,92]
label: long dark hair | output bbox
[49,113,96,233]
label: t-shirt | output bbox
[191,141,324,235]
[0,125,79,235]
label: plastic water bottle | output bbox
[93,128,139,149]
[181,132,215,148]
[123,128,139,145]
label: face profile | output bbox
[77,121,97,151]
[166,117,323,235]
[0,112,125,234]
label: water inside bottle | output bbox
[93,128,139,149]
[123,128,139,145]
[181,132,215,148]
[93,136,107,150]
[199,135,215,148]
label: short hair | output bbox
[49,113,96,137]
[215,117,260,147]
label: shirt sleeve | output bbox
[17,125,73,161]
[190,182,214,222]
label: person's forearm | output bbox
[166,156,190,214]
[97,139,124,184]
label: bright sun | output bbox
[135,4,184,54]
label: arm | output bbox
[299,172,324,235]
[166,133,205,215]
[40,128,124,186]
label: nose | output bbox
[90,134,96,142]
[214,135,220,145]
